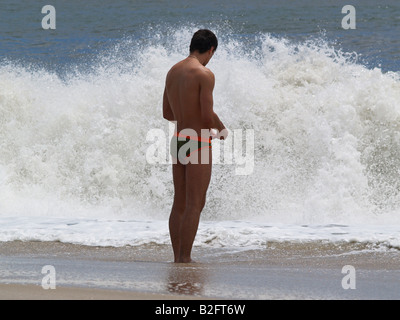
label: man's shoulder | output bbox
[167,61,183,76]
[167,61,214,85]
[197,66,215,82]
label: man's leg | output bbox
[177,148,212,263]
[169,162,186,262]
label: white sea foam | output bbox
[1,29,400,248]
[0,217,399,251]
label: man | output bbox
[163,29,227,263]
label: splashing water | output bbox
[1,28,400,247]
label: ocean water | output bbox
[1,0,400,252]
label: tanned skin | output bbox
[163,47,227,263]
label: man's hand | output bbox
[218,128,229,140]
[210,128,228,140]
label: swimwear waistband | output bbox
[174,132,211,143]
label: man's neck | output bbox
[188,53,207,66]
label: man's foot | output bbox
[175,257,195,263]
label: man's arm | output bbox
[199,70,226,133]
[163,87,175,121]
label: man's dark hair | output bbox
[189,29,218,54]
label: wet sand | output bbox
[0,283,198,300]
[1,241,399,300]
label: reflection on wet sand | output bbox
[166,263,209,296]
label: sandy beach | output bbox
[0,283,195,300]
[1,240,399,300]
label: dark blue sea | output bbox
[1,0,400,72]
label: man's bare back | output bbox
[164,57,225,135]
[162,29,226,263]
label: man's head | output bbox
[189,30,218,65]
